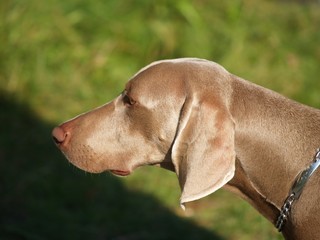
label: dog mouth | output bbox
[110,170,131,176]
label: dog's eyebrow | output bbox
[124,81,132,91]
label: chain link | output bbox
[276,193,295,231]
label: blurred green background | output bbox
[1,0,319,239]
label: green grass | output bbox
[1,0,319,239]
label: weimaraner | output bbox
[52,58,320,239]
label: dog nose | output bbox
[52,126,69,146]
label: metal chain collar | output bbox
[275,193,295,231]
[276,149,320,232]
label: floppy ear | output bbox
[171,94,236,209]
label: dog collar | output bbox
[276,149,320,232]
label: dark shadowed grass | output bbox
[1,0,319,239]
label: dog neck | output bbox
[224,158,280,222]
[227,76,320,236]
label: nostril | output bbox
[52,126,69,145]
[52,136,61,144]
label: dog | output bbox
[52,58,320,239]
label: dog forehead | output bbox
[126,61,184,94]
[123,61,189,109]
[124,58,230,106]
[129,58,228,86]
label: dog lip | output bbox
[110,170,131,176]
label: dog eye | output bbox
[123,94,136,107]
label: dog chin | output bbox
[65,156,108,174]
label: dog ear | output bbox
[171,95,236,209]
